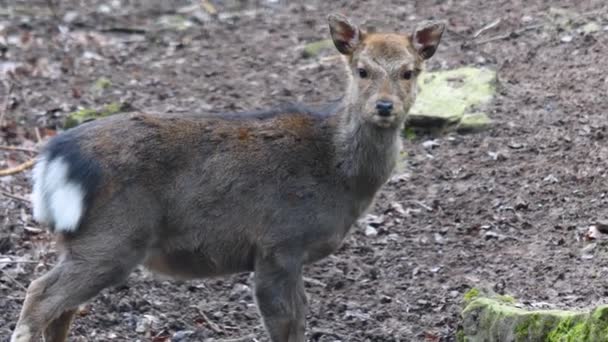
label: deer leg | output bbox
[254,254,307,342]
[11,240,145,342]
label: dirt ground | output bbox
[1,0,608,341]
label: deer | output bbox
[11,13,444,342]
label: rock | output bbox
[365,225,378,237]
[407,66,496,135]
[135,314,158,334]
[229,283,251,301]
[422,139,440,150]
[580,22,601,35]
[461,290,608,342]
[457,113,492,134]
[560,35,573,43]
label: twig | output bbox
[0,145,38,153]
[0,268,28,292]
[412,200,433,212]
[473,24,544,46]
[0,190,31,203]
[201,0,218,15]
[190,305,224,334]
[303,276,327,288]
[0,260,39,264]
[0,159,35,177]
[473,18,502,38]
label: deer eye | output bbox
[401,70,413,80]
[357,68,368,79]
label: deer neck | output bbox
[333,101,401,197]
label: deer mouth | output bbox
[371,114,398,128]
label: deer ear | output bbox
[412,21,445,59]
[328,14,362,55]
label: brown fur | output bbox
[11,14,444,342]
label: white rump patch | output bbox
[30,156,85,232]
[31,157,49,223]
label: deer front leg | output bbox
[254,253,307,342]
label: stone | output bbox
[460,290,608,342]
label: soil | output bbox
[1,0,608,341]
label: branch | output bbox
[0,159,35,177]
[0,145,38,153]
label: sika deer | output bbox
[11,14,444,342]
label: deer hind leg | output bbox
[43,308,77,342]
[11,237,146,342]
[254,254,307,342]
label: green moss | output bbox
[497,295,516,304]
[546,320,589,342]
[302,39,333,58]
[462,297,608,342]
[463,288,481,303]
[403,126,417,140]
[457,113,492,133]
[456,329,465,342]
[410,67,496,121]
[64,102,125,128]
[515,313,539,340]
[406,66,496,135]
[93,77,112,91]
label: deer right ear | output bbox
[328,14,362,55]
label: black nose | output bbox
[376,100,394,116]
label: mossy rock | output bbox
[461,295,608,342]
[302,39,334,58]
[64,102,126,129]
[407,66,496,135]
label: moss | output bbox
[403,126,417,140]
[514,313,539,340]
[93,77,112,91]
[64,102,125,128]
[496,294,516,304]
[457,113,492,133]
[461,297,608,342]
[302,39,333,58]
[410,67,496,121]
[406,66,496,135]
[546,320,589,342]
[463,288,480,303]
[456,329,465,342]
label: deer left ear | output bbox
[412,21,445,60]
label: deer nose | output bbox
[375,100,394,116]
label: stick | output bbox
[0,159,35,176]
[0,190,31,203]
[201,0,217,15]
[0,145,38,153]
[190,306,224,334]
[0,268,28,292]
[473,24,543,46]
[473,18,502,38]
[0,259,39,264]
[413,200,433,212]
